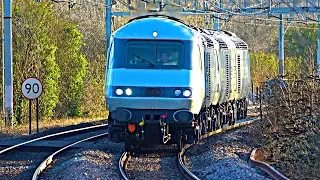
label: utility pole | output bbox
[106,0,112,51]
[317,15,320,77]
[2,0,13,126]
[278,14,284,76]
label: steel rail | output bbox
[119,152,130,180]
[177,115,261,180]
[201,116,260,140]
[32,132,108,180]
[0,123,108,155]
[250,149,290,180]
[177,146,200,180]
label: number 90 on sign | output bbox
[22,78,43,100]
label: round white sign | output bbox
[21,77,43,100]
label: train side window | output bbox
[198,45,203,70]
[107,43,114,68]
[214,49,219,71]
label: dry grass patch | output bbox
[0,117,106,137]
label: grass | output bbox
[0,116,107,137]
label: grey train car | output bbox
[105,15,250,152]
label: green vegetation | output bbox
[55,23,87,118]
[285,25,318,76]
[0,0,107,125]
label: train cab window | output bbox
[127,44,154,65]
[156,44,181,66]
[125,40,184,69]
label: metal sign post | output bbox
[21,77,43,134]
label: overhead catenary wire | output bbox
[50,0,113,8]
[47,0,320,28]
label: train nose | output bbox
[173,110,194,123]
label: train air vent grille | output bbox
[237,54,241,93]
[207,52,211,101]
[216,38,228,50]
[231,39,248,50]
[202,34,214,48]
[208,32,228,50]
[226,54,230,96]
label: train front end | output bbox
[105,16,205,151]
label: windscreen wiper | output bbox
[132,54,155,67]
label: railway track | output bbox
[119,146,184,180]
[177,116,260,179]
[0,123,108,180]
[32,132,108,180]
[250,149,289,180]
[118,114,261,180]
[119,152,129,180]
[0,123,108,155]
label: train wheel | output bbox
[228,114,233,126]
[227,108,233,126]
[232,104,237,125]
[237,102,242,120]
[197,121,202,140]
[244,101,248,118]
[217,111,222,129]
[107,119,113,138]
[207,118,212,132]
[212,118,216,131]
[200,111,207,135]
[223,112,228,125]
[208,108,214,132]
[211,109,216,131]
[201,121,207,135]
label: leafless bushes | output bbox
[252,75,320,179]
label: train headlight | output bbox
[174,90,182,97]
[115,88,124,96]
[153,31,158,37]
[125,88,133,96]
[183,89,192,97]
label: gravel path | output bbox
[186,125,270,180]
[0,151,49,180]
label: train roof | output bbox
[113,16,198,40]
[112,15,247,50]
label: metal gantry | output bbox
[107,0,320,76]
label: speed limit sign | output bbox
[21,77,43,100]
